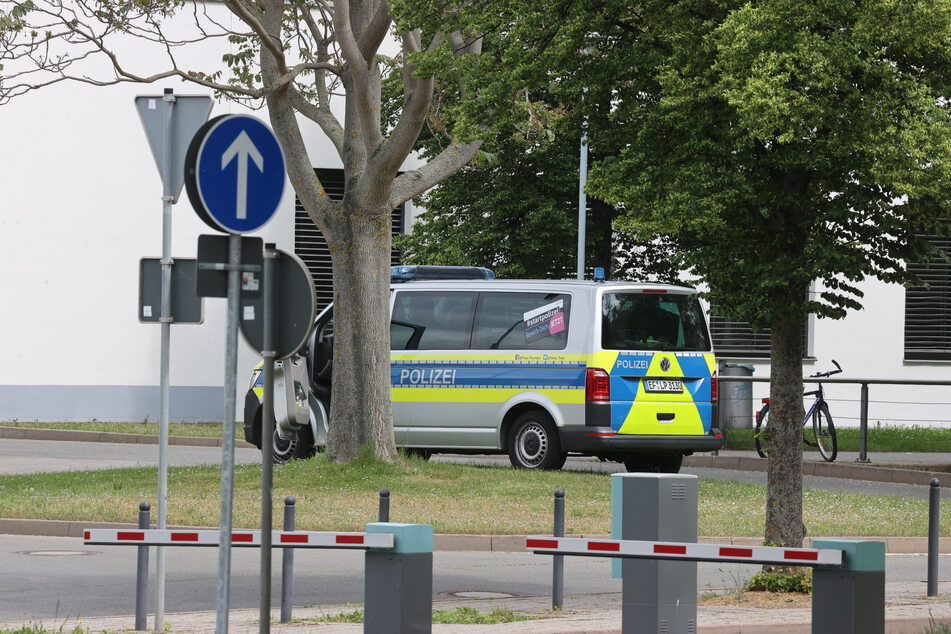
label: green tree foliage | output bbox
[396,124,684,282]
[398,0,951,546]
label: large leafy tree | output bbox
[0,0,489,462]
[591,0,951,547]
[401,0,951,546]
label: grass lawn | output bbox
[5,421,951,453]
[0,452,947,537]
[724,424,951,453]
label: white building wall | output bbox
[733,277,951,431]
[0,6,420,422]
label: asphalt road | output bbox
[1,533,943,623]
[1,438,948,500]
[0,438,262,475]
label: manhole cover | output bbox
[443,591,517,599]
[19,550,97,557]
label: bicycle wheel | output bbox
[810,402,837,462]
[754,402,770,458]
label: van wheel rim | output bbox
[516,423,548,467]
[273,426,296,459]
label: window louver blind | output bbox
[709,314,772,358]
[709,304,808,359]
[905,235,951,361]
[294,168,404,311]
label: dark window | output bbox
[602,293,711,352]
[294,168,404,311]
[905,235,951,361]
[472,293,571,350]
[709,312,772,358]
[391,292,476,350]
[709,302,810,359]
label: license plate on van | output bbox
[644,380,684,393]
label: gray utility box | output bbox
[719,363,754,429]
[612,473,698,634]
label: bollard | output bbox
[552,489,565,610]
[812,539,885,633]
[856,383,871,463]
[379,488,390,523]
[281,496,296,623]
[135,501,151,631]
[364,522,433,634]
[929,479,941,597]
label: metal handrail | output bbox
[719,376,951,386]
[718,375,951,463]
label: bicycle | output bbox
[754,360,841,462]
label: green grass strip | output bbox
[1,452,949,537]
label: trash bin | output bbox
[719,363,754,429]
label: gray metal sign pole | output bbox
[260,244,277,633]
[155,87,175,633]
[216,233,242,633]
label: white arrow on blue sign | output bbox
[185,114,286,234]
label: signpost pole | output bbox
[260,244,278,633]
[216,233,241,633]
[155,87,175,634]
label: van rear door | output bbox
[595,290,715,436]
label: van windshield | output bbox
[602,292,711,351]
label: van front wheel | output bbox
[508,413,566,470]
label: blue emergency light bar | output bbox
[391,265,495,282]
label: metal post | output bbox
[155,86,175,633]
[929,478,941,597]
[136,501,151,631]
[378,489,390,523]
[857,383,871,464]
[215,233,242,633]
[576,115,588,281]
[280,496,295,624]
[552,489,565,610]
[260,244,277,634]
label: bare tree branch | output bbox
[290,86,345,156]
[358,1,391,61]
[366,29,433,195]
[390,139,483,208]
[333,0,383,152]
[222,0,288,76]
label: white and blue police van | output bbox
[245,266,722,472]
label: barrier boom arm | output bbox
[85,528,394,549]
[526,537,843,567]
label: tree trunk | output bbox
[764,317,806,547]
[324,206,398,463]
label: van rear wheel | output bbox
[508,412,566,470]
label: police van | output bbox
[245,266,721,472]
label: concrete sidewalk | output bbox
[5,581,951,633]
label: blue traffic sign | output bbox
[185,114,285,234]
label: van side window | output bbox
[472,293,571,350]
[391,292,476,350]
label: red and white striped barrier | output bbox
[526,536,842,567]
[84,528,394,550]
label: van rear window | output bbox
[602,293,711,351]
